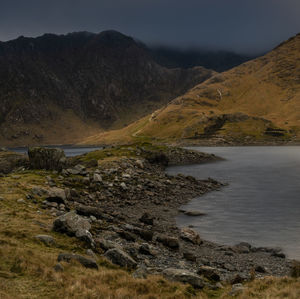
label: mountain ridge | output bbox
[0,30,215,146]
[81,33,300,145]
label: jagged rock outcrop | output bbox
[0,30,215,146]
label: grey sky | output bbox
[0,0,299,54]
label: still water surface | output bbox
[9,146,101,157]
[167,146,300,260]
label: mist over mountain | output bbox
[149,46,256,72]
[0,30,215,146]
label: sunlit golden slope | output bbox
[82,33,300,145]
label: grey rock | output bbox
[53,211,91,237]
[95,238,120,252]
[229,283,245,296]
[139,212,154,225]
[180,228,202,245]
[54,263,64,272]
[46,187,66,204]
[93,173,102,182]
[17,198,25,203]
[182,210,206,216]
[35,235,56,246]
[57,253,98,269]
[104,248,137,269]
[162,268,204,289]
[197,266,220,281]
[75,228,94,246]
[132,265,148,279]
[183,251,197,262]
[86,249,97,260]
[156,235,179,249]
[68,164,86,175]
[28,147,66,171]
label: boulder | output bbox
[162,268,204,289]
[0,151,28,174]
[229,283,246,296]
[35,235,56,246]
[95,238,120,252]
[93,173,102,182]
[139,212,154,225]
[197,266,220,282]
[53,211,91,237]
[54,263,64,272]
[180,228,202,245]
[57,253,98,269]
[104,248,137,269]
[68,164,86,175]
[75,204,106,219]
[28,147,66,171]
[46,187,66,204]
[156,235,179,249]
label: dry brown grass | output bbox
[81,33,300,145]
[1,171,300,298]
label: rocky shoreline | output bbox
[0,144,294,290]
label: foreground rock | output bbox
[104,248,137,269]
[162,268,204,289]
[0,151,28,174]
[57,253,98,269]
[53,211,94,245]
[22,144,292,287]
[28,147,66,171]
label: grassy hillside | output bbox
[81,33,300,145]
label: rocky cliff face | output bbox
[0,30,215,146]
[84,33,300,145]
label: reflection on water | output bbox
[167,146,300,260]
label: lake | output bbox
[167,146,300,260]
[9,146,101,157]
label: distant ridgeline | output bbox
[0,30,217,146]
[81,33,300,145]
[149,46,256,72]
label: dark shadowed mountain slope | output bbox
[0,30,215,146]
[82,33,300,145]
[149,46,256,72]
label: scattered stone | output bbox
[53,211,91,237]
[271,252,286,258]
[180,228,202,245]
[229,283,245,296]
[255,265,267,273]
[86,249,97,260]
[93,173,102,183]
[183,251,197,262]
[35,235,56,246]
[156,235,179,249]
[68,164,86,175]
[54,263,64,272]
[139,213,154,225]
[197,266,220,282]
[139,243,154,256]
[162,268,204,289]
[132,265,148,279]
[95,238,120,252]
[58,253,98,269]
[181,210,206,216]
[104,248,137,269]
[46,187,66,204]
[17,198,25,203]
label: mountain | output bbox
[82,33,300,145]
[150,46,255,72]
[0,30,215,146]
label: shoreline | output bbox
[0,144,294,288]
